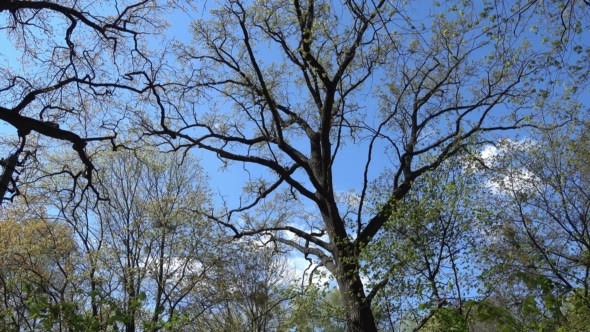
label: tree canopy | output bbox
[1,0,589,331]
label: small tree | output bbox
[197,243,295,332]
[0,207,78,331]
[484,119,590,330]
[25,146,221,331]
[366,157,488,330]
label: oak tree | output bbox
[144,0,581,329]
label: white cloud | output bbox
[465,139,540,195]
[480,144,500,162]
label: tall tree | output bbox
[143,0,586,329]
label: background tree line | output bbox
[0,0,589,331]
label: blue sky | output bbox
[0,34,17,138]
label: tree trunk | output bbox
[333,244,378,331]
[321,199,379,331]
[151,231,167,331]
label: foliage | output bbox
[1,0,589,331]
[479,118,590,331]
[365,156,491,330]
[0,207,78,330]
[288,286,347,331]
[195,243,297,331]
